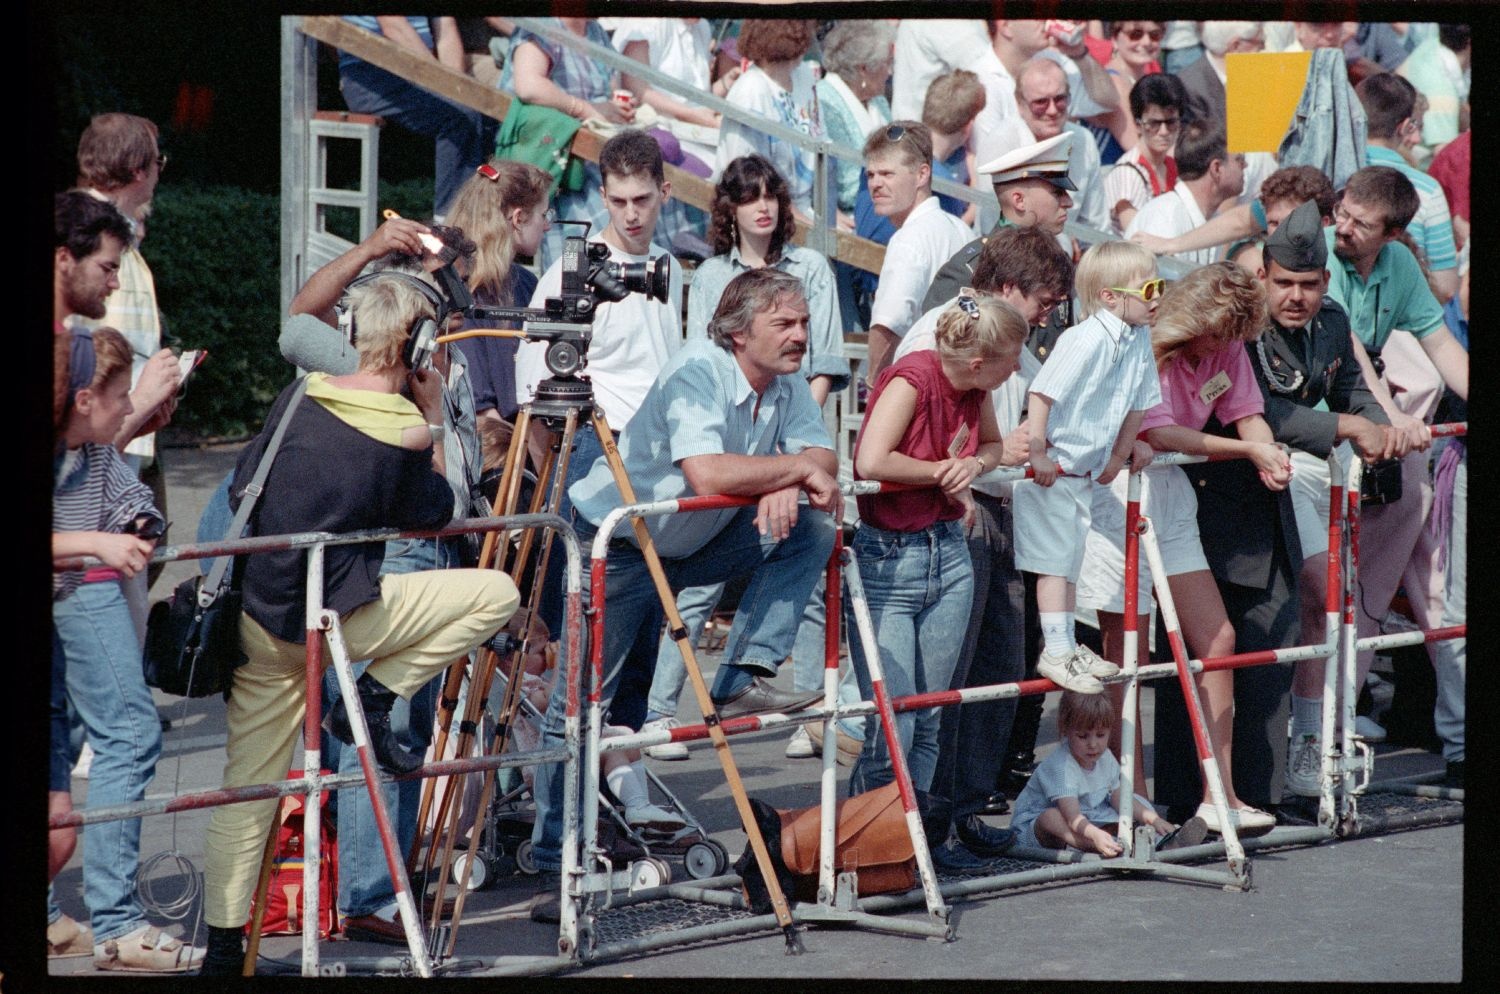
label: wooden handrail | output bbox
[297,15,887,274]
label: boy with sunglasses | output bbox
[1012,241,1163,694]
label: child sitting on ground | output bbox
[1014,240,1164,695]
[1010,691,1203,855]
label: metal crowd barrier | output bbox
[51,426,1465,975]
[52,513,586,978]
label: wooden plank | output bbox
[295,16,885,274]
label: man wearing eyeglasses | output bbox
[1355,72,1459,302]
[1124,119,1245,266]
[1014,57,1109,236]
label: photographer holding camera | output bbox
[199,274,518,975]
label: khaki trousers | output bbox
[204,568,518,926]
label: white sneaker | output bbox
[72,742,94,780]
[784,725,815,758]
[641,717,689,761]
[1194,802,1276,835]
[1071,643,1120,680]
[1354,715,1387,742]
[1285,733,1322,797]
[625,802,687,831]
[1037,650,1104,694]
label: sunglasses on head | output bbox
[1109,278,1166,302]
[1121,27,1164,42]
[885,123,915,144]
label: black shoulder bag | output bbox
[143,380,308,697]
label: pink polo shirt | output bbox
[1139,340,1264,434]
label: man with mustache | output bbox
[527,268,840,920]
[1153,201,1396,824]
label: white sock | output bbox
[606,762,648,810]
[1290,695,1322,740]
[1040,612,1075,657]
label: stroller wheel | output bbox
[452,850,496,891]
[684,840,729,879]
[515,838,538,875]
[629,857,671,892]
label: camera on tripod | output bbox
[459,221,671,419]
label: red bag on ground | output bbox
[245,770,340,938]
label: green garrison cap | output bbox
[1263,200,1327,272]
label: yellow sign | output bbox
[1226,51,1313,153]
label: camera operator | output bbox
[199,275,519,975]
[514,129,684,639]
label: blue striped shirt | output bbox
[1365,145,1458,274]
[1026,309,1161,476]
[53,443,161,601]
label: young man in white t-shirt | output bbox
[864,120,975,379]
[515,129,685,635]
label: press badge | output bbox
[1199,371,1231,405]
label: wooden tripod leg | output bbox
[408,657,470,870]
[589,410,805,952]
[243,804,283,976]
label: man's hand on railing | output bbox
[801,465,842,519]
[755,485,802,541]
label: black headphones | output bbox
[340,270,449,370]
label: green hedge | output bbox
[145,178,436,439]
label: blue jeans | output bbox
[530,505,836,870]
[339,59,498,216]
[323,536,457,917]
[646,574,865,740]
[1434,446,1465,762]
[53,580,163,942]
[845,520,973,796]
[538,422,606,639]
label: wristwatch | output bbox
[974,454,989,473]
[427,423,446,445]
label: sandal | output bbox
[47,914,93,958]
[94,925,205,973]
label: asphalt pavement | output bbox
[45,439,1467,982]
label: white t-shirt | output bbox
[893,295,1041,498]
[891,19,1003,121]
[514,240,684,429]
[870,196,974,339]
[1125,184,1216,266]
[609,17,713,97]
[971,62,1034,175]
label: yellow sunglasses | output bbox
[1108,277,1167,302]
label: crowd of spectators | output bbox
[50,16,1469,974]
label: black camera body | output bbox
[462,222,671,425]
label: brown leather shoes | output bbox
[342,913,411,946]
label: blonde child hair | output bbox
[1074,241,1158,317]
[934,293,1028,362]
[1058,689,1115,736]
[1150,262,1267,368]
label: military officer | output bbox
[1152,200,1395,823]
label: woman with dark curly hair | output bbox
[687,154,847,404]
[714,19,827,221]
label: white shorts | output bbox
[1013,474,1093,583]
[1289,445,1348,560]
[1076,466,1209,615]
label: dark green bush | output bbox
[147,183,289,439]
[144,177,436,439]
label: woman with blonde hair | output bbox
[1075,262,1292,836]
[444,159,553,428]
[847,294,1026,817]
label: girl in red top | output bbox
[845,294,1025,799]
